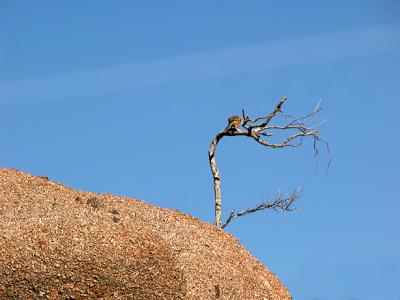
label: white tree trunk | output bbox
[208,132,224,228]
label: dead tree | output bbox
[208,96,329,229]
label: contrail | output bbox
[1,25,399,105]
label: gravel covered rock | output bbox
[0,168,291,299]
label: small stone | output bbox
[86,197,102,209]
[110,208,119,215]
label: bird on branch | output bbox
[226,116,243,133]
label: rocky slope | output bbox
[0,168,291,299]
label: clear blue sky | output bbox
[1,1,400,299]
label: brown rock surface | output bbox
[0,168,291,299]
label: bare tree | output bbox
[208,96,329,229]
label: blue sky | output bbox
[1,1,400,299]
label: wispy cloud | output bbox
[1,25,399,105]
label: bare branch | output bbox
[251,135,300,148]
[243,96,287,130]
[283,99,323,126]
[221,189,302,229]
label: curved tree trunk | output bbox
[208,132,225,228]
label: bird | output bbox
[226,116,243,132]
[228,116,242,127]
